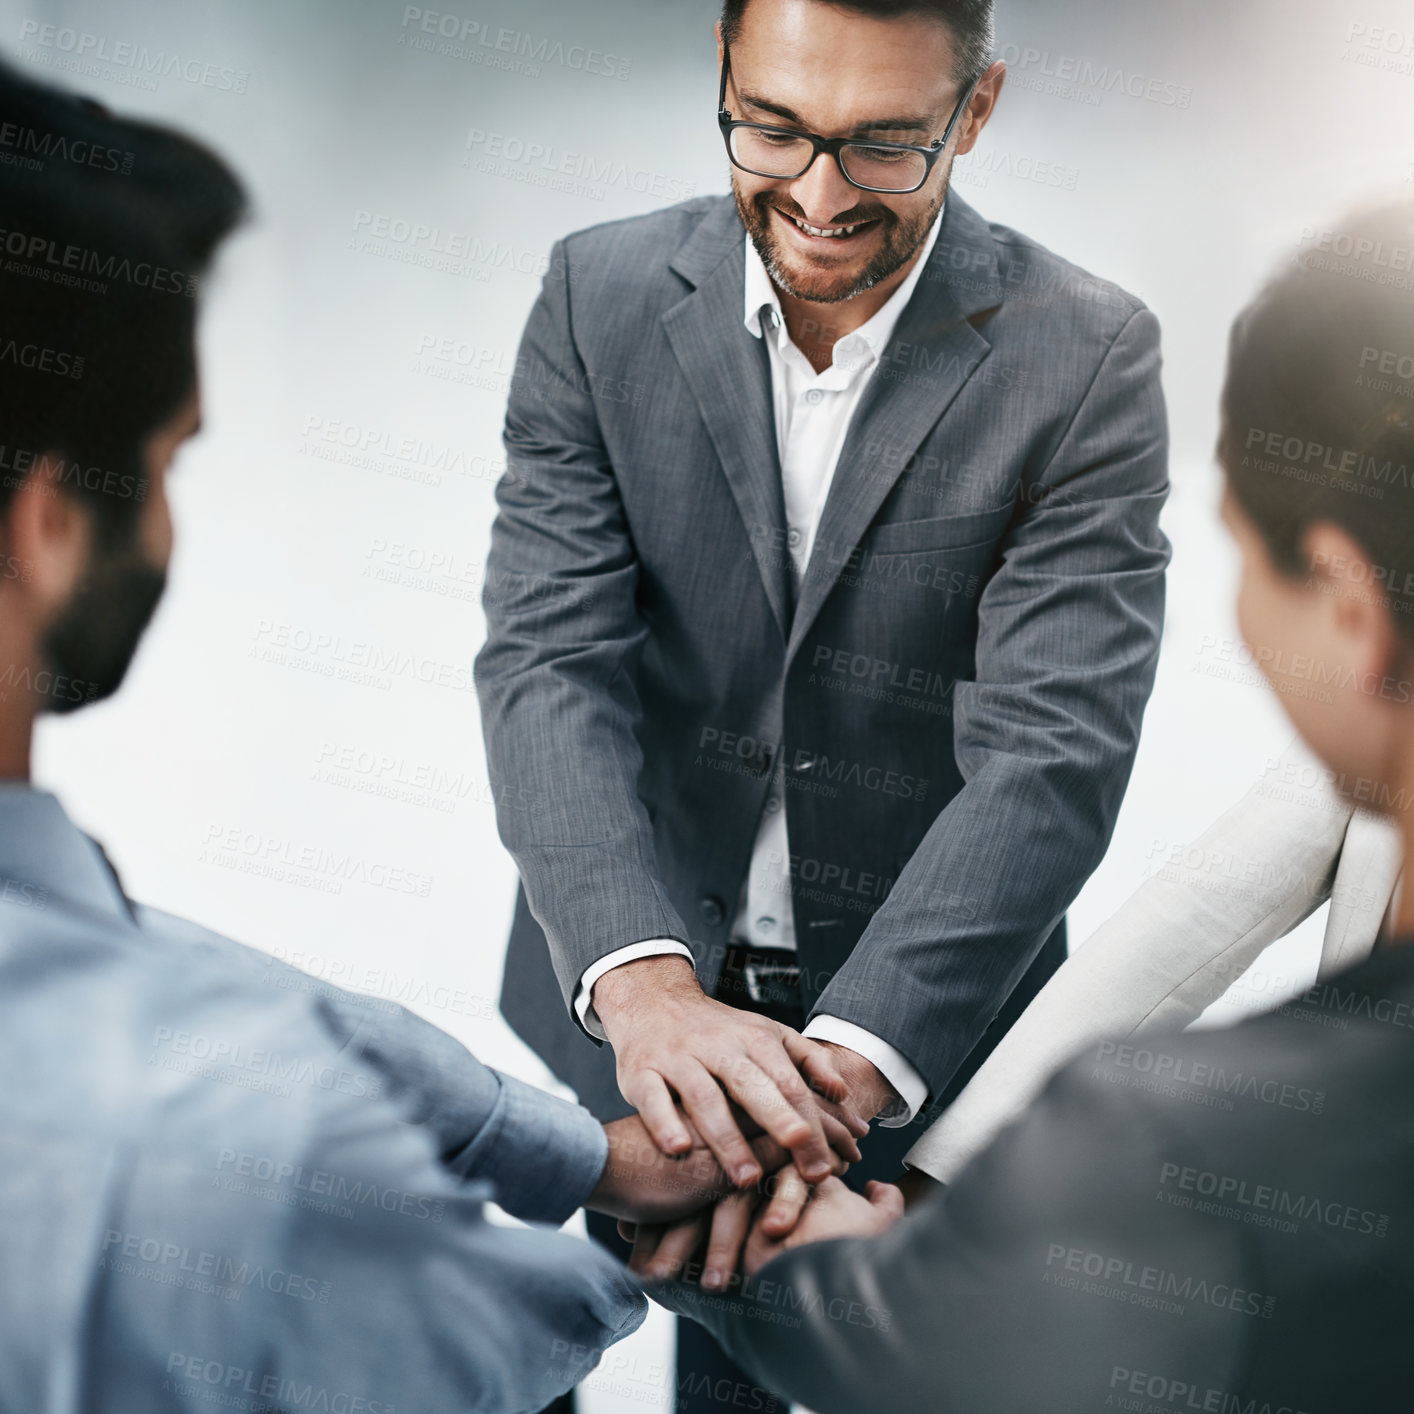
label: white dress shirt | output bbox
[574,215,946,1126]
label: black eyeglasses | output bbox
[717,41,983,195]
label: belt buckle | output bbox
[742,956,800,1006]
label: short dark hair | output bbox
[0,60,246,533]
[1219,198,1414,640]
[720,0,994,84]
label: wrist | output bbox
[821,1042,899,1121]
[592,953,700,1033]
[586,1117,635,1218]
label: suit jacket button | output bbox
[698,895,726,927]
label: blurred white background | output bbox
[5,0,1414,1406]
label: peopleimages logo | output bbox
[16,20,249,93]
[0,119,135,174]
[463,129,696,202]
[1094,1040,1326,1114]
[215,1148,446,1223]
[1158,1163,1390,1238]
[0,224,202,297]
[997,44,1192,108]
[399,7,631,79]
[1044,1244,1276,1319]
[164,1354,395,1414]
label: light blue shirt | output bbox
[0,788,645,1412]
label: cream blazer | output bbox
[905,740,1405,1182]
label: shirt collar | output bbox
[0,787,133,926]
[743,203,945,364]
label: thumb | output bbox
[783,1033,849,1104]
[865,1180,906,1219]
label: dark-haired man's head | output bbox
[717,0,1001,309]
[1218,199,1414,813]
[0,62,244,743]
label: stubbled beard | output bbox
[39,518,167,715]
[733,171,948,305]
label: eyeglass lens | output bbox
[728,127,929,191]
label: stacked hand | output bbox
[623,1163,905,1288]
[587,953,914,1283]
[587,1109,794,1225]
[591,955,876,1187]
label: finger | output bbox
[819,1112,862,1169]
[741,1043,846,1183]
[634,1214,708,1283]
[743,1221,788,1280]
[720,1054,814,1150]
[758,1163,812,1238]
[747,1133,791,1176]
[813,1089,872,1141]
[617,1219,637,1244]
[627,1221,665,1274]
[716,1056,837,1184]
[626,1072,693,1155]
[672,1062,762,1187]
[782,1031,850,1105]
[702,1189,757,1291]
[725,1101,765,1143]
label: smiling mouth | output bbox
[777,208,879,241]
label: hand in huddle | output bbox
[621,1160,905,1290]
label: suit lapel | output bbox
[663,201,792,640]
[786,195,1004,667]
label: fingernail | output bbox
[735,1163,760,1186]
[702,1270,723,1291]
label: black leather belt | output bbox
[720,941,802,1010]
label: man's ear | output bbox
[1301,521,1402,682]
[4,458,90,614]
[954,60,1006,157]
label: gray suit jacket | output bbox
[477,192,1170,1121]
[0,789,644,1413]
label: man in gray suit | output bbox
[479,0,1167,1198]
[0,60,808,1414]
[477,0,1169,1402]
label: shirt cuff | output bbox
[574,939,697,1040]
[445,1070,608,1226]
[803,1015,929,1127]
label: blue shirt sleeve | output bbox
[133,903,608,1223]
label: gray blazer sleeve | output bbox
[473,238,689,1014]
[810,307,1171,1099]
[135,904,607,1224]
[904,742,1354,1182]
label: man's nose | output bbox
[786,151,862,227]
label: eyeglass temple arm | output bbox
[937,68,986,150]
